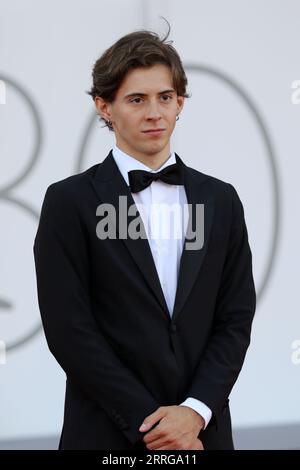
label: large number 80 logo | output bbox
[0,66,281,352]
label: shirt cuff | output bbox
[179,397,212,430]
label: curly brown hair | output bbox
[86,18,191,131]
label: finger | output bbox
[188,442,202,450]
[145,437,170,449]
[147,439,179,451]
[152,442,192,451]
[139,407,166,433]
[194,438,204,450]
[153,439,203,451]
[143,423,165,444]
[151,444,178,450]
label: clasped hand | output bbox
[139,405,204,450]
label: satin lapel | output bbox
[172,154,215,323]
[91,150,170,319]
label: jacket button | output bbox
[170,323,177,332]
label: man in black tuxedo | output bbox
[33,27,256,450]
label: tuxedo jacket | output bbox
[33,149,256,450]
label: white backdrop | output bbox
[0,0,299,443]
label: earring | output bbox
[176,115,179,121]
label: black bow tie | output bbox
[128,161,185,193]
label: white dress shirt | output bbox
[112,144,212,429]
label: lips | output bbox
[142,129,165,133]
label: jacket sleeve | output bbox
[183,184,256,428]
[33,183,160,445]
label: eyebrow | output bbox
[124,89,176,99]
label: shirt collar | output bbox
[112,144,176,186]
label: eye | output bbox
[129,95,173,104]
[161,95,172,101]
[130,97,143,104]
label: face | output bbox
[95,64,184,166]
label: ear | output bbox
[176,95,185,115]
[94,96,112,122]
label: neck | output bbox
[115,141,171,170]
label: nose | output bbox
[145,100,162,121]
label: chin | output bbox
[147,144,165,154]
